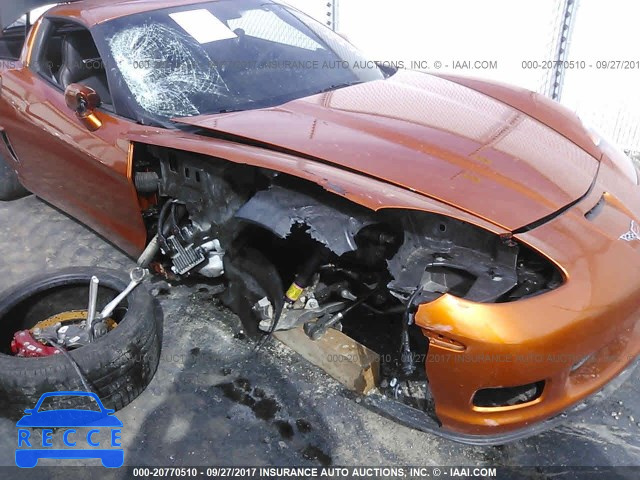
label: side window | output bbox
[0,5,59,60]
[0,24,27,60]
[31,20,113,108]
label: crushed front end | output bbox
[373,155,640,442]
[128,133,640,444]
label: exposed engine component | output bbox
[198,239,225,278]
[162,231,225,277]
[153,149,254,245]
[134,171,160,194]
[132,147,257,277]
[165,234,206,275]
[157,200,226,277]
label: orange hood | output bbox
[174,70,599,231]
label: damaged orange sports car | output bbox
[0,0,638,444]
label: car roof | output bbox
[48,0,236,28]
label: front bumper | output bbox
[365,354,639,445]
[410,168,640,437]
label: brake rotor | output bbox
[31,309,117,331]
[11,310,118,357]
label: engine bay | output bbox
[131,144,564,408]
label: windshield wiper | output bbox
[215,108,245,114]
[169,108,244,123]
[313,81,364,95]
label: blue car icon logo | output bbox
[15,391,123,468]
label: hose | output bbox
[137,234,160,268]
[134,172,160,194]
[42,336,95,393]
[157,199,177,247]
[400,287,424,376]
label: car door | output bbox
[0,15,147,256]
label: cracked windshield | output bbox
[99,0,384,119]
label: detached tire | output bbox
[0,151,29,201]
[0,268,162,418]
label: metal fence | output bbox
[560,0,640,152]
[290,0,640,152]
[285,0,338,30]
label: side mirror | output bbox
[64,83,103,132]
